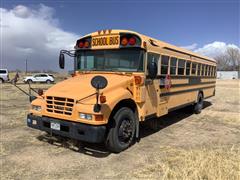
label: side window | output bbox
[161,55,169,75]
[205,65,209,76]
[191,63,197,75]
[202,65,205,76]
[170,57,177,75]
[209,66,212,76]
[178,59,185,75]
[186,61,191,75]
[0,70,7,74]
[198,64,202,76]
[147,53,160,74]
[41,74,47,77]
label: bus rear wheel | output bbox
[106,107,136,153]
[193,93,204,114]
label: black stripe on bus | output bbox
[145,113,157,121]
[146,75,216,79]
[159,81,216,88]
[168,101,195,112]
[160,85,215,97]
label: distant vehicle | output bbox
[48,74,54,78]
[24,73,54,84]
[0,69,9,83]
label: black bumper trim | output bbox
[27,114,106,143]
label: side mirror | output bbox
[59,53,65,69]
[91,76,108,112]
[148,61,158,79]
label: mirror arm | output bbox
[60,50,76,57]
[94,85,101,112]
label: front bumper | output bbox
[27,114,106,143]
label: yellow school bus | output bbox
[27,29,216,152]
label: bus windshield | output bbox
[76,49,144,72]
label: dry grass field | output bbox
[0,78,240,179]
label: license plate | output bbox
[50,122,60,130]
[91,35,119,48]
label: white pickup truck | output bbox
[23,73,54,84]
[0,69,9,83]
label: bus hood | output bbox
[45,73,133,101]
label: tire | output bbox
[46,80,51,84]
[106,107,136,153]
[0,79,3,84]
[193,93,204,114]
[27,79,33,84]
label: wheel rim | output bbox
[118,118,133,144]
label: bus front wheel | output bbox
[106,107,136,153]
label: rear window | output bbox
[0,70,7,74]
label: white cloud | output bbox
[12,5,31,18]
[0,4,79,71]
[182,42,239,58]
[181,43,198,51]
[194,41,239,58]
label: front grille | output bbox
[46,96,74,115]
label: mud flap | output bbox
[135,112,140,141]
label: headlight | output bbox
[32,105,42,111]
[79,113,92,120]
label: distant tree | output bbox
[227,47,240,71]
[215,47,240,71]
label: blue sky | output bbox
[1,0,239,70]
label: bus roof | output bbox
[79,29,216,63]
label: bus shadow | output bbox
[37,134,111,158]
[37,101,212,158]
[140,101,212,138]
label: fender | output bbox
[101,88,133,122]
[101,88,140,139]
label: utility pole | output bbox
[25,59,28,75]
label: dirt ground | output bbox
[0,79,240,179]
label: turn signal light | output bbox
[95,115,103,121]
[38,89,43,96]
[100,95,106,103]
[134,76,143,85]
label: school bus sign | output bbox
[91,35,119,48]
[27,29,216,152]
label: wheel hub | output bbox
[118,119,133,142]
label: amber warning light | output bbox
[134,76,143,85]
